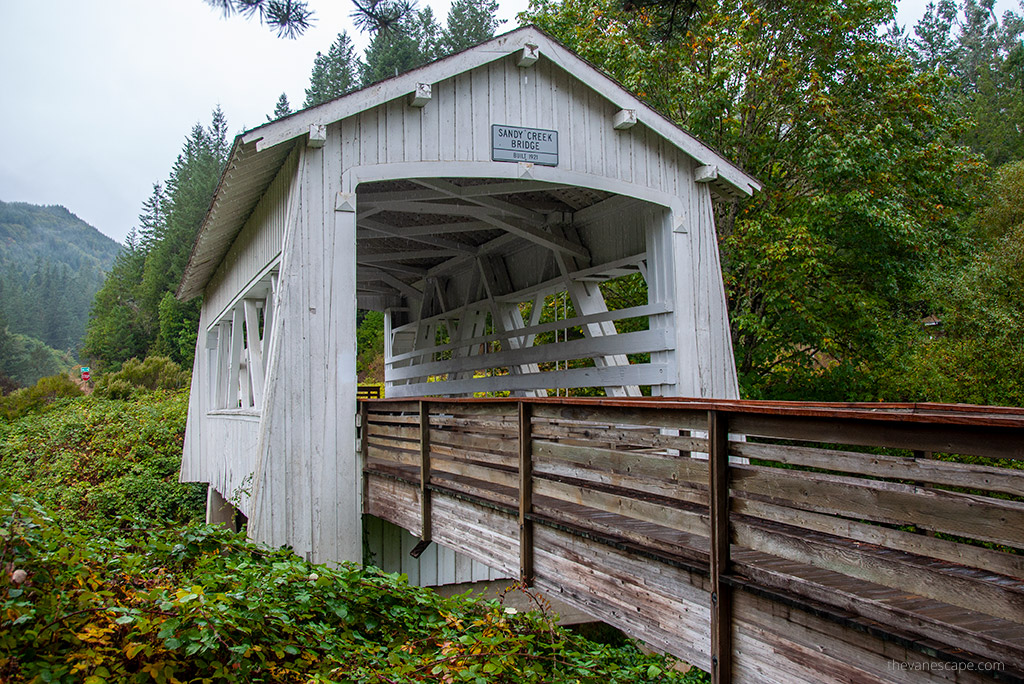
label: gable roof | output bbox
[177,25,761,301]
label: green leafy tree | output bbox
[304,32,361,107]
[889,160,1024,405]
[442,0,503,53]
[525,0,985,399]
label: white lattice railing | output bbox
[385,300,674,398]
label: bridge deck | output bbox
[360,397,1024,683]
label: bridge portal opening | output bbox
[354,176,673,399]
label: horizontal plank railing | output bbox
[384,301,672,398]
[360,396,1024,681]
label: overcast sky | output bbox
[0,0,1015,244]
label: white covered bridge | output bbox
[177,26,756,564]
[176,26,1024,683]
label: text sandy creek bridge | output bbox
[361,397,1024,682]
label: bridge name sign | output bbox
[491,124,558,166]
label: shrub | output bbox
[0,494,703,683]
[94,356,190,398]
[0,389,204,527]
[0,373,82,421]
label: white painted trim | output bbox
[389,362,671,397]
[388,301,671,365]
[340,161,687,223]
[206,256,282,332]
[242,26,759,195]
[207,409,262,420]
[387,328,671,383]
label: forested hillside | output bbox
[0,201,119,352]
[0,201,119,387]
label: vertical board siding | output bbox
[336,55,691,199]
[205,150,297,319]
[181,309,260,513]
[365,515,506,585]
[248,138,361,565]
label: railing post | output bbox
[519,401,534,586]
[359,401,369,515]
[420,400,431,543]
[708,410,732,683]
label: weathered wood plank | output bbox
[428,426,519,456]
[733,497,1024,580]
[533,438,709,485]
[533,421,709,452]
[732,515,1024,625]
[367,444,419,467]
[430,457,519,490]
[532,403,708,432]
[533,477,709,538]
[735,551,1024,670]
[366,421,419,440]
[534,458,708,507]
[730,463,1024,548]
[733,440,1024,497]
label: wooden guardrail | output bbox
[360,397,1024,682]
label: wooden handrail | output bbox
[360,396,1024,677]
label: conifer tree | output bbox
[86,108,229,367]
[268,92,293,121]
[360,13,434,85]
[304,32,361,107]
[442,0,502,53]
[912,0,960,72]
[912,0,1024,164]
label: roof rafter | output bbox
[357,180,574,205]
[360,218,479,255]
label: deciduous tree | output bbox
[524,0,985,399]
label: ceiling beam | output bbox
[368,262,429,278]
[358,180,575,205]
[475,213,590,261]
[412,178,545,224]
[360,218,479,255]
[358,220,496,237]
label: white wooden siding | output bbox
[364,516,502,585]
[205,150,297,320]
[337,56,694,203]
[181,308,261,515]
[246,135,361,565]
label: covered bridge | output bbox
[177,25,757,565]
[177,25,1024,683]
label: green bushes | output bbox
[0,372,82,421]
[93,356,190,399]
[0,389,204,527]
[0,494,701,683]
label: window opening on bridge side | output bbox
[207,269,277,413]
